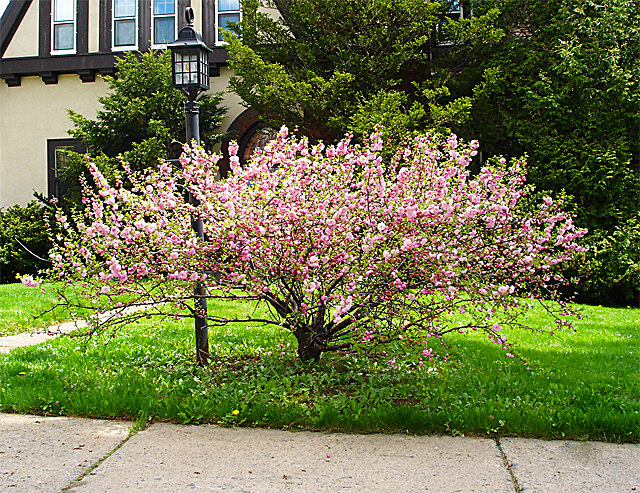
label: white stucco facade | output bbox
[0,74,106,207]
[0,0,249,208]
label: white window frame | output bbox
[215,0,242,47]
[151,0,178,48]
[112,0,138,51]
[51,0,76,55]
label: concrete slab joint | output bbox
[0,413,130,492]
[499,437,640,493]
[1,414,639,492]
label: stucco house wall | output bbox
[0,73,106,206]
[0,0,254,208]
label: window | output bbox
[153,0,177,45]
[241,125,278,163]
[113,0,137,49]
[47,140,85,200]
[437,1,466,45]
[216,0,241,45]
[447,0,463,21]
[52,0,76,53]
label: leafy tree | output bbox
[572,213,640,304]
[454,0,640,304]
[42,130,584,364]
[62,50,226,205]
[0,201,51,283]
[226,0,502,143]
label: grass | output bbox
[0,288,638,442]
[0,283,89,337]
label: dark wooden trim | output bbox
[1,48,228,84]
[201,0,215,48]
[78,69,96,81]
[210,47,227,63]
[99,0,111,52]
[1,52,117,75]
[39,0,51,56]
[2,74,22,86]
[177,0,189,30]
[0,0,34,58]
[40,71,58,83]
[77,0,89,54]
[138,0,150,51]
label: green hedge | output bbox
[572,216,640,307]
[0,201,52,284]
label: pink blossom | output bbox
[20,275,40,288]
[228,141,239,156]
[46,130,586,364]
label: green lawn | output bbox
[0,288,638,443]
[0,283,86,337]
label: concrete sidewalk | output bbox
[1,326,639,492]
[0,320,86,354]
[1,413,639,492]
[0,306,147,354]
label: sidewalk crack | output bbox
[59,419,150,492]
[495,436,522,493]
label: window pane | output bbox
[114,0,136,18]
[154,0,175,15]
[154,17,175,43]
[218,13,240,41]
[218,0,240,12]
[54,23,74,50]
[54,0,74,22]
[114,19,136,45]
[54,147,73,175]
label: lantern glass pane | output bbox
[189,53,199,84]
[171,45,210,88]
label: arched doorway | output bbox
[219,108,277,177]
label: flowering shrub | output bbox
[48,128,586,363]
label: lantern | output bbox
[168,7,212,93]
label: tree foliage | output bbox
[0,201,51,284]
[225,0,639,305]
[42,130,585,363]
[227,0,501,143]
[62,50,227,205]
[447,0,640,304]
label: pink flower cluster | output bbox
[20,275,40,288]
[48,128,586,363]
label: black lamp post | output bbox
[168,7,212,366]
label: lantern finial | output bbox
[185,7,194,26]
